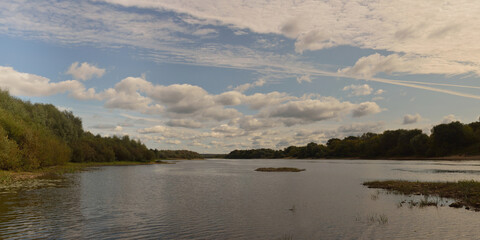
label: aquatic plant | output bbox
[366,213,388,225]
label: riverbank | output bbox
[223,155,480,161]
[364,180,480,210]
[0,161,170,186]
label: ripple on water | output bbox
[1,160,480,239]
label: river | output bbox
[1,159,480,239]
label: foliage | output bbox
[152,149,203,159]
[0,89,200,171]
[0,106,71,170]
[71,134,154,163]
[226,121,480,159]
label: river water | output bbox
[2,159,480,239]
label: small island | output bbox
[364,180,480,210]
[255,167,305,172]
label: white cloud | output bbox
[97,0,480,78]
[403,113,422,125]
[4,0,480,102]
[192,28,217,36]
[442,114,460,124]
[351,102,382,118]
[0,64,392,153]
[165,139,181,145]
[102,87,164,115]
[166,119,203,128]
[261,97,382,125]
[337,122,385,135]
[67,62,105,81]
[0,66,91,97]
[243,92,293,110]
[238,116,275,131]
[138,125,169,134]
[212,124,241,134]
[90,124,116,129]
[215,91,244,106]
[339,53,480,78]
[265,97,352,122]
[231,79,266,92]
[296,75,311,84]
[295,29,333,54]
[342,84,373,96]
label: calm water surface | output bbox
[2,159,480,239]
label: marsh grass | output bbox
[366,213,388,225]
[370,190,380,200]
[354,213,361,222]
[364,180,480,210]
[419,196,440,208]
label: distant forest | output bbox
[226,121,480,159]
[0,90,202,171]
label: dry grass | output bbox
[364,180,480,210]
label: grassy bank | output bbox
[0,161,169,186]
[364,180,480,210]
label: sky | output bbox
[1,0,480,153]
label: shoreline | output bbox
[0,161,172,186]
[224,155,480,161]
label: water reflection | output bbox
[1,160,480,239]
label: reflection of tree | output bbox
[0,177,86,239]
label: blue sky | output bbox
[1,0,479,153]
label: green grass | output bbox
[364,180,480,210]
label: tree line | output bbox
[0,90,202,171]
[226,121,480,159]
[152,149,203,160]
